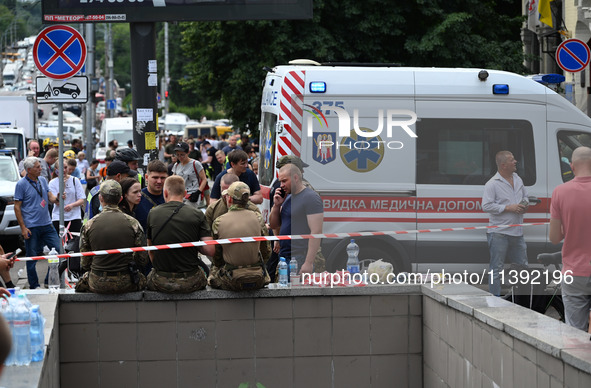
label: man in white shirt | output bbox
[482,150,529,296]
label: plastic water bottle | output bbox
[1,298,16,366]
[30,305,45,362]
[346,239,360,275]
[48,247,60,293]
[289,258,299,286]
[278,257,289,288]
[14,294,31,366]
[289,257,298,284]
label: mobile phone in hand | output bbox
[6,248,22,260]
[277,188,286,198]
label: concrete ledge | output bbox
[423,283,591,384]
[58,283,423,302]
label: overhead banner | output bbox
[42,0,313,23]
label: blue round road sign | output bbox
[556,39,590,73]
[33,25,87,80]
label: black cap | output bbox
[107,160,131,176]
[174,142,190,153]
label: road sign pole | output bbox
[130,22,158,171]
[58,104,65,255]
[85,23,95,164]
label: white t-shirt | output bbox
[48,176,86,221]
[172,159,203,194]
[77,159,90,175]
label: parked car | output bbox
[0,136,22,237]
[48,109,82,124]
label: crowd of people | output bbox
[8,131,325,296]
[8,136,591,334]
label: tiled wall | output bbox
[422,293,591,388]
[58,294,423,388]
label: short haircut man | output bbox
[164,175,185,197]
[549,146,591,331]
[135,160,168,235]
[147,159,167,174]
[210,150,261,204]
[269,163,324,275]
[482,150,529,296]
[14,156,62,289]
[146,175,214,293]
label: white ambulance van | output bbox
[259,61,591,273]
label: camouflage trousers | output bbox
[146,268,207,293]
[75,270,146,294]
[209,265,270,292]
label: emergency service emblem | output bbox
[339,128,385,173]
[312,132,336,164]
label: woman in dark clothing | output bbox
[118,177,142,216]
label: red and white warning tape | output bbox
[14,222,548,262]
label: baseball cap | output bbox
[64,150,76,159]
[99,180,122,197]
[174,142,190,153]
[222,181,250,202]
[106,160,136,177]
[276,155,309,171]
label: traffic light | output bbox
[165,90,169,98]
[92,93,102,103]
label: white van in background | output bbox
[96,117,133,161]
[0,124,27,161]
[259,62,591,273]
[162,112,189,137]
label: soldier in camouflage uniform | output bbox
[209,182,270,291]
[205,173,270,284]
[146,175,214,293]
[76,180,147,294]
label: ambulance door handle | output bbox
[527,196,541,205]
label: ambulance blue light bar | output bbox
[531,73,566,85]
[309,82,326,93]
[493,84,509,95]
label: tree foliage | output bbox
[181,0,524,132]
[0,0,42,43]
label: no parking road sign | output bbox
[33,25,87,80]
[556,39,590,73]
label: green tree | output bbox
[181,0,524,133]
[0,5,14,35]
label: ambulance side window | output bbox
[417,119,535,186]
[556,131,591,182]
